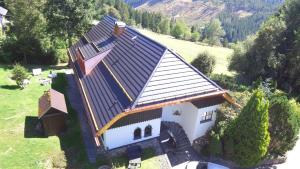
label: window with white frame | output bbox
[200,111,213,123]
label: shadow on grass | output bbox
[24,116,46,138]
[112,148,156,168]
[51,73,109,168]
[0,85,19,90]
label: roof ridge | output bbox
[124,25,168,50]
[130,49,168,109]
[167,49,224,91]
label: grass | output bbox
[137,28,234,75]
[0,65,106,169]
[112,148,159,169]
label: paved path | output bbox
[160,122,201,169]
[275,134,300,169]
[66,72,97,163]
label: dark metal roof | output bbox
[81,62,131,128]
[69,16,224,131]
[38,89,67,119]
[103,27,166,100]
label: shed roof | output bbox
[38,89,67,119]
[69,16,225,135]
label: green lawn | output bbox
[112,148,159,169]
[0,65,105,169]
[137,28,234,75]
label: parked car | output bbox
[185,161,229,169]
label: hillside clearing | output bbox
[137,28,234,75]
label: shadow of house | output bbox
[51,73,109,168]
[24,116,46,138]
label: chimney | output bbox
[114,21,126,36]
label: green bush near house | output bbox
[225,90,270,167]
[12,63,29,88]
[268,94,300,156]
[211,74,249,92]
[208,131,223,156]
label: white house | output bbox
[68,16,234,150]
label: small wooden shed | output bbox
[38,89,68,136]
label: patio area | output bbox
[159,122,201,168]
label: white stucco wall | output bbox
[103,118,161,150]
[194,105,219,140]
[162,102,219,143]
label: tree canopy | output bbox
[268,94,300,156]
[202,19,225,46]
[229,0,300,94]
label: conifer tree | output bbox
[227,90,270,167]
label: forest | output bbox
[125,0,284,42]
[0,0,229,65]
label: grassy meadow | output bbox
[0,65,104,169]
[0,65,162,169]
[137,28,234,75]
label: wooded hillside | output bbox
[125,0,284,42]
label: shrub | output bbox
[191,52,216,76]
[211,74,249,92]
[225,90,270,167]
[208,132,223,156]
[12,64,29,88]
[268,95,300,156]
[191,32,200,42]
[51,151,67,168]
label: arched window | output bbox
[134,128,141,140]
[144,125,152,137]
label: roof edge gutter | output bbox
[96,90,227,136]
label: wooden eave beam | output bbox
[96,90,227,136]
[83,34,90,43]
[68,50,99,132]
[222,93,242,108]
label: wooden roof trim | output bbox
[91,42,100,52]
[68,50,99,131]
[222,93,242,108]
[38,107,51,119]
[102,60,133,102]
[83,34,90,43]
[96,90,227,136]
[78,47,86,59]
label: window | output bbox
[144,125,152,137]
[134,128,141,140]
[200,111,213,123]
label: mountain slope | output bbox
[126,0,224,24]
[125,0,284,42]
